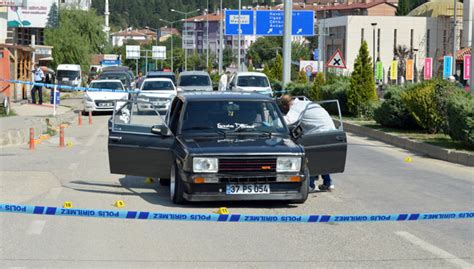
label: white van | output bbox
[228,72,273,96]
[56,64,82,89]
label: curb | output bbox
[0,111,77,147]
[342,121,474,167]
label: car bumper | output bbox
[84,100,124,112]
[180,172,307,202]
[137,102,169,112]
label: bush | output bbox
[374,86,419,129]
[285,82,312,97]
[308,73,325,101]
[320,76,350,115]
[271,80,283,96]
[447,94,474,147]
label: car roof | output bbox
[179,92,273,102]
[178,71,210,76]
[143,78,174,82]
[235,72,268,77]
[147,71,174,76]
[102,66,129,72]
[90,79,123,84]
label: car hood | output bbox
[138,91,176,98]
[85,91,128,100]
[178,136,302,155]
[178,86,213,92]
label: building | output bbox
[111,28,157,47]
[59,0,92,10]
[299,0,398,5]
[318,15,452,81]
[159,26,180,42]
[315,1,397,18]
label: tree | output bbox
[45,8,107,71]
[309,73,325,101]
[297,70,308,84]
[394,45,410,81]
[223,47,235,69]
[348,41,377,116]
[396,0,410,16]
[271,53,283,81]
[247,37,282,67]
[46,2,59,28]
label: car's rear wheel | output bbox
[170,163,185,204]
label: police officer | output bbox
[31,64,45,105]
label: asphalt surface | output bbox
[0,114,473,268]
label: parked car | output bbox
[136,78,177,114]
[176,71,213,92]
[146,71,176,85]
[229,72,273,96]
[108,92,347,204]
[83,80,128,112]
[98,71,135,90]
[56,64,82,89]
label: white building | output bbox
[59,0,92,10]
[319,15,454,82]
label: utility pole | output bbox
[371,23,377,80]
[171,8,200,71]
[282,0,292,85]
[159,19,181,72]
[218,0,224,74]
[206,0,209,69]
[105,0,110,42]
[452,0,457,78]
[238,0,242,72]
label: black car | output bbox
[98,72,135,90]
[108,92,347,204]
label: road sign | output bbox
[463,54,471,80]
[125,45,140,60]
[406,59,414,81]
[376,61,383,81]
[225,10,254,35]
[152,46,167,60]
[327,49,346,69]
[424,58,433,80]
[443,56,453,79]
[390,60,398,81]
[313,49,318,61]
[255,10,314,36]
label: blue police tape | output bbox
[1,203,473,223]
[0,78,138,93]
[0,78,290,95]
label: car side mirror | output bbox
[289,124,303,140]
[151,125,169,136]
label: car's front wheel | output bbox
[170,163,185,204]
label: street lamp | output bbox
[171,8,200,71]
[371,22,377,80]
[145,26,159,71]
[159,19,182,73]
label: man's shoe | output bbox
[318,184,335,191]
[308,186,317,193]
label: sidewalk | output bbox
[0,98,83,147]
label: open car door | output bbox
[292,100,347,176]
[108,100,174,178]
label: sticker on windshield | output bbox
[217,123,256,130]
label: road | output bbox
[0,114,472,268]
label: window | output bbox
[361,28,364,44]
[237,76,270,87]
[393,29,397,50]
[426,29,430,56]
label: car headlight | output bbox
[277,157,301,172]
[193,158,218,173]
[84,94,93,102]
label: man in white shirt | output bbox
[219,72,229,91]
[281,94,336,192]
[31,64,45,105]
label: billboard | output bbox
[424,58,432,80]
[7,0,56,28]
[0,0,26,7]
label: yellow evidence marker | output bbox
[404,157,413,163]
[63,201,73,208]
[114,200,125,208]
[216,207,230,215]
[145,177,154,184]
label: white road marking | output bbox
[45,187,62,200]
[26,220,46,235]
[396,231,473,268]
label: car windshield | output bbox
[141,81,174,91]
[147,74,176,84]
[89,82,124,90]
[180,100,287,135]
[179,75,211,87]
[99,73,129,85]
[237,76,269,87]
[57,70,80,79]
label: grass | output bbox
[342,116,474,153]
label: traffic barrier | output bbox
[78,112,82,126]
[0,203,472,224]
[29,128,35,150]
[88,111,93,125]
[59,126,65,148]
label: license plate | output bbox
[226,184,270,194]
[152,101,166,106]
[99,102,113,107]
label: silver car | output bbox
[176,71,213,92]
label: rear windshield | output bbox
[237,76,269,87]
[179,75,211,87]
[99,73,129,85]
[141,81,175,91]
[57,70,80,79]
[89,82,124,90]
